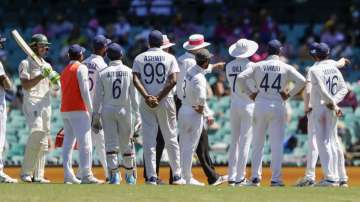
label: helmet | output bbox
[0,34,6,49]
[30,34,51,46]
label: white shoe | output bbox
[20,175,33,183]
[315,179,339,187]
[33,178,51,184]
[295,177,315,187]
[235,178,248,187]
[64,177,81,184]
[0,172,18,183]
[188,178,205,186]
[81,175,104,184]
[172,176,186,185]
[245,178,260,187]
[211,175,228,186]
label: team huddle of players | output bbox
[0,29,349,187]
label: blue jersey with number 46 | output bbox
[132,47,180,97]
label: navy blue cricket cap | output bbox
[308,42,319,56]
[93,35,111,50]
[68,44,85,57]
[148,30,163,47]
[107,43,123,60]
[316,42,330,58]
[268,39,282,54]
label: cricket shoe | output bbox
[339,181,348,188]
[187,178,205,186]
[295,177,315,187]
[125,173,136,185]
[64,177,81,184]
[109,171,121,184]
[0,172,18,183]
[81,175,104,184]
[228,181,236,187]
[235,178,248,187]
[315,179,339,187]
[146,176,157,185]
[245,178,260,187]
[20,175,33,183]
[270,181,285,187]
[211,175,228,186]
[172,175,186,185]
[33,178,51,184]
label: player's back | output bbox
[98,61,132,107]
[310,59,347,107]
[83,54,107,97]
[177,52,196,99]
[253,56,298,102]
[132,48,179,97]
[226,58,254,104]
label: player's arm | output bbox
[92,72,103,114]
[0,74,12,90]
[303,71,312,114]
[77,64,93,113]
[129,73,141,128]
[193,77,207,114]
[336,58,350,68]
[287,65,306,97]
[204,62,226,74]
[19,61,45,90]
[237,64,256,98]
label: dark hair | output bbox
[149,40,162,48]
[196,59,209,67]
[268,48,280,55]
[69,54,82,61]
[108,54,122,61]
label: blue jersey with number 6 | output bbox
[132,47,180,97]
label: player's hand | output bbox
[335,107,343,117]
[305,107,312,115]
[280,91,290,101]
[249,92,258,101]
[207,116,215,126]
[91,113,102,133]
[192,105,204,114]
[145,95,159,108]
[41,64,53,77]
[343,58,351,66]
[326,103,335,110]
[212,62,226,70]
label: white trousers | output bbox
[62,112,93,180]
[251,100,285,182]
[0,104,6,171]
[179,105,203,182]
[304,111,318,181]
[312,105,338,181]
[101,106,136,176]
[21,99,50,177]
[141,97,181,179]
[228,102,254,182]
[91,129,108,178]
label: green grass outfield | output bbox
[0,184,359,202]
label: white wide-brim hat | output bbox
[183,34,210,51]
[160,34,175,49]
[229,39,258,58]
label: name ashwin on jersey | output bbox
[144,55,165,62]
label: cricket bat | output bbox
[11,29,44,67]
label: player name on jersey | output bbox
[106,71,129,78]
[144,55,165,62]
[262,65,280,72]
[231,65,242,72]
